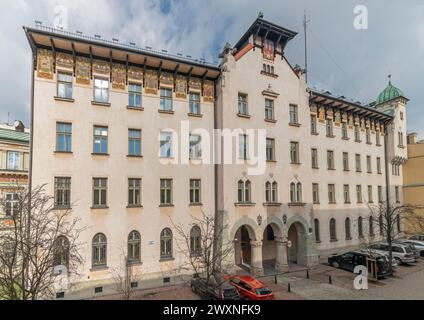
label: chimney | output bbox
[407,132,417,145]
[14,120,25,132]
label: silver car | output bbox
[394,240,420,260]
[408,235,424,241]
[368,243,415,265]
[399,239,424,257]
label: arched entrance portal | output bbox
[234,225,254,267]
[287,222,307,266]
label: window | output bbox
[266,138,275,161]
[160,228,173,259]
[265,181,278,203]
[356,185,363,203]
[330,218,337,241]
[54,177,71,208]
[189,92,201,115]
[400,112,404,120]
[355,154,361,172]
[343,152,349,171]
[92,233,107,267]
[53,236,70,268]
[57,72,73,99]
[128,178,141,207]
[289,104,299,124]
[160,88,173,112]
[190,226,201,256]
[290,142,300,164]
[237,180,251,203]
[395,186,400,203]
[328,184,336,204]
[312,183,320,204]
[377,157,382,174]
[160,132,172,158]
[290,182,302,203]
[398,132,404,147]
[368,185,373,203]
[189,134,202,160]
[94,78,109,103]
[311,115,317,134]
[392,164,401,176]
[376,132,381,145]
[327,150,334,170]
[238,93,248,115]
[93,126,108,154]
[369,216,374,236]
[367,156,372,173]
[379,215,384,235]
[311,148,318,169]
[128,231,141,264]
[341,122,348,139]
[343,185,350,203]
[326,119,333,137]
[56,122,72,152]
[314,219,320,243]
[93,178,107,208]
[358,217,364,238]
[190,179,201,204]
[128,83,142,108]
[160,179,173,205]
[128,129,142,156]
[396,214,401,233]
[366,128,371,144]
[265,99,274,120]
[376,186,383,203]
[345,218,351,240]
[239,134,249,160]
[354,125,360,141]
[7,151,20,171]
[5,193,19,217]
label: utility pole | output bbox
[303,12,310,83]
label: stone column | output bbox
[250,240,264,276]
[275,236,289,273]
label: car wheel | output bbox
[332,261,340,268]
[394,258,402,266]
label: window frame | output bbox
[93,77,109,103]
[57,72,73,99]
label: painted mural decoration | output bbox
[112,64,126,90]
[160,72,174,87]
[93,59,110,75]
[310,105,318,114]
[145,70,158,95]
[263,39,275,61]
[56,52,74,69]
[76,56,91,85]
[203,80,214,103]
[128,66,143,83]
[37,49,54,79]
[175,75,187,99]
[327,109,334,119]
[342,112,348,123]
[318,107,325,122]
[335,111,341,124]
[348,114,354,126]
[189,77,201,91]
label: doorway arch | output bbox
[234,225,256,267]
[287,221,308,266]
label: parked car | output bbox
[224,275,275,300]
[408,234,424,241]
[328,251,391,278]
[190,275,240,300]
[397,239,424,257]
[368,243,415,265]
[394,240,420,260]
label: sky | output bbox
[0,0,423,137]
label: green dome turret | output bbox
[375,75,405,106]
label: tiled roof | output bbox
[0,128,30,144]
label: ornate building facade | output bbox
[25,17,407,298]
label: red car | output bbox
[224,275,275,300]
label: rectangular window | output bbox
[376,132,381,145]
[128,129,142,156]
[326,119,333,137]
[378,186,383,203]
[189,92,201,115]
[238,93,248,115]
[311,115,317,134]
[366,128,371,144]
[160,88,173,112]
[343,185,350,203]
[54,177,71,208]
[56,122,72,152]
[7,151,21,171]
[356,185,363,203]
[239,134,248,160]
[289,104,299,125]
[265,99,274,120]
[398,132,404,147]
[93,178,107,208]
[395,186,400,203]
[311,148,319,169]
[160,179,173,205]
[128,178,141,207]
[189,134,202,160]
[94,78,109,103]
[342,122,348,139]
[328,184,336,204]
[266,138,275,161]
[377,157,382,174]
[190,179,201,204]
[57,72,73,99]
[128,83,142,108]
[160,132,172,158]
[312,183,320,204]
[93,126,108,154]
[343,152,349,171]
[290,142,300,164]
[355,154,361,172]
[355,125,361,141]
[327,150,334,170]
[5,194,19,217]
[368,185,373,203]
[367,155,372,173]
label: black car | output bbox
[190,276,240,300]
[328,251,390,278]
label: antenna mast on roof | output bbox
[303,12,310,83]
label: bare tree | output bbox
[0,184,84,300]
[169,210,234,287]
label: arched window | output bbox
[296,183,302,203]
[290,182,302,203]
[358,217,363,238]
[263,64,266,72]
[267,65,271,74]
[379,214,384,235]
[314,219,320,243]
[272,182,278,203]
[237,180,244,203]
[237,179,251,203]
[53,236,70,268]
[290,183,296,203]
[265,182,271,203]
[265,181,278,203]
[345,218,351,240]
[271,66,274,74]
[369,216,374,236]
[128,231,141,264]
[160,228,173,259]
[92,233,107,267]
[190,226,201,256]
[245,180,251,203]
[330,218,337,241]
[396,214,401,233]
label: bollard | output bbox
[274,275,277,284]
[306,269,310,279]
[288,283,291,293]
[329,275,332,284]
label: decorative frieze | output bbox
[203,80,214,103]
[263,39,275,61]
[111,64,126,90]
[128,66,143,83]
[75,57,91,85]
[93,59,110,76]
[56,52,74,70]
[160,72,174,87]
[144,70,158,95]
[189,77,201,91]
[175,75,187,99]
[37,49,54,79]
